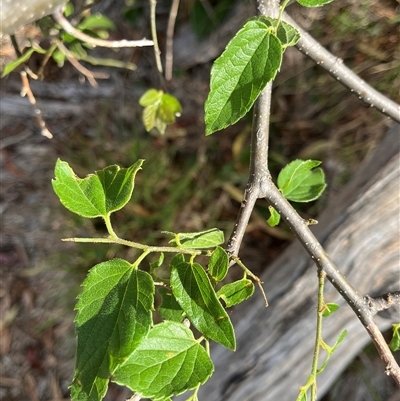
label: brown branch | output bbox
[224,0,400,389]
[226,85,273,258]
[366,291,400,315]
[56,41,109,87]
[20,71,53,139]
[165,0,180,81]
[282,12,400,123]
[365,323,400,384]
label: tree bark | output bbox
[196,123,400,401]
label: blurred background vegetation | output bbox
[0,0,399,400]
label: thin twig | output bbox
[149,0,163,75]
[165,0,180,81]
[20,71,53,138]
[283,12,400,123]
[232,256,268,306]
[56,41,109,87]
[62,236,202,256]
[199,0,219,26]
[52,10,153,48]
[10,35,39,79]
[11,35,52,138]
[366,291,400,315]
[366,323,400,381]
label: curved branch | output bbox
[262,177,400,386]
[52,10,153,48]
[224,0,400,388]
[282,12,400,123]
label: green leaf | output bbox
[52,48,66,67]
[139,89,182,135]
[113,321,214,400]
[158,287,185,322]
[267,205,281,227]
[170,256,236,350]
[205,20,283,135]
[71,259,154,401]
[52,159,143,218]
[297,0,334,7]
[256,17,300,48]
[96,160,143,213]
[70,42,88,58]
[332,329,348,350]
[322,303,339,317]
[158,93,182,124]
[139,89,163,107]
[389,324,400,352]
[64,2,74,17]
[217,279,255,308]
[52,159,106,218]
[277,159,327,202]
[2,46,47,77]
[208,246,229,282]
[142,104,157,132]
[77,13,116,32]
[150,253,165,273]
[169,228,224,249]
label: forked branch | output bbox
[226,0,400,388]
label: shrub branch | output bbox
[282,12,400,123]
[225,0,400,388]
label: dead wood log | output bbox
[195,123,400,401]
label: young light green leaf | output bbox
[158,287,185,322]
[52,48,66,67]
[297,0,334,7]
[205,20,283,135]
[169,228,224,249]
[139,88,163,106]
[322,302,339,317]
[208,246,229,282]
[52,159,107,218]
[142,104,157,132]
[170,256,236,350]
[217,279,255,308]
[267,205,281,227]
[96,160,143,213]
[159,93,182,124]
[139,89,182,135]
[389,324,400,352]
[332,329,348,351]
[113,321,214,400]
[277,159,326,202]
[150,253,165,272]
[256,17,300,48]
[2,45,47,77]
[71,259,154,401]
